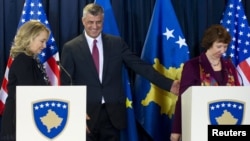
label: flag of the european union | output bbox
[134,0,189,140]
[95,0,119,36]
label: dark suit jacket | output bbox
[0,53,48,140]
[171,52,240,134]
[61,33,174,130]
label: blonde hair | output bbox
[10,20,50,58]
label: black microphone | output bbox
[227,57,244,86]
[56,61,72,85]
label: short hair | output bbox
[201,24,231,50]
[10,20,50,58]
[82,3,104,18]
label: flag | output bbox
[95,0,119,36]
[220,0,250,86]
[120,67,139,141]
[0,0,60,115]
[134,0,189,140]
[94,0,139,140]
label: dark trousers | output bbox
[87,104,120,141]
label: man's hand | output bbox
[170,80,180,95]
[170,133,181,141]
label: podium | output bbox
[181,86,250,141]
[16,86,86,141]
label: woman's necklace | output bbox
[35,57,50,85]
[206,53,221,67]
[211,61,220,67]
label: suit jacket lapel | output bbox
[101,34,110,82]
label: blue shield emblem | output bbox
[33,100,68,139]
[208,100,244,125]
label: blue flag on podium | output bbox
[94,0,139,141]
[134,0,189,140]
[220,0,250,86]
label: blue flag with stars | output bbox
[220,0,250,86]
[94,0,139,141]
[134,0,189,140]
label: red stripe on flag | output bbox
[0,102,5,115]
[0,57,13,114]
[239,60,250,82]
[1,78,8,94]
[7,57,13,68]
[47,56,60,85]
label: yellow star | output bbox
[126,97,133,109]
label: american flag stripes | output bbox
[221,0,250,85]
[0,0,60,114]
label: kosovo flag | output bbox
[134,0,189,140]
[94,0,139,141]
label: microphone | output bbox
[227,57,244,86]
[56,61,72,85]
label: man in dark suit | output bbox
[61,3,180,141]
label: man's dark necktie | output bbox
[92,39,99,73]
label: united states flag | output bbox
[221,0,250,86]
[0,0,60,114]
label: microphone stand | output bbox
[56,61,72,85]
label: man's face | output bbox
[82,13,103,38]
